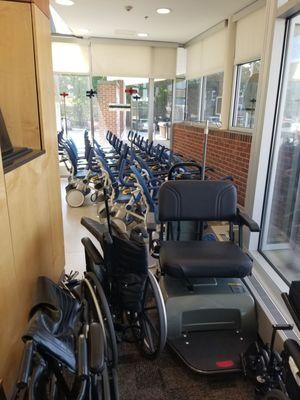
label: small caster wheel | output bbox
[66,189,85,208]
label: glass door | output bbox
[55,74,90,148]
[154,79,173,140]
[260,14,300,283]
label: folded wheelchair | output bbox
[2,275,119,400]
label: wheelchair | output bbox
[147,179,260,373]
[80,215,167,359]
[246,280,300,399]
[2,276,119,400]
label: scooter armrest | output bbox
[237,210,260,232]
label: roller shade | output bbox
[91,42,176,78]
[235,6,266,64]
[151,47,177,78]
[52,42,90,74]
[186,28,226,79]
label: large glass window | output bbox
[54,74,90,147]
[232,60,261,130]
[174,78,186,122]
[201,72,223,123]
[261,16,300,283]
[127,79,149,135]
[91,76,148,142]
[186,79,201,122]
[154,79,173,140]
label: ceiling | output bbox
[51,0,257,44]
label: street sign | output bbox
[125,87,138,95]
[109,103,131,111]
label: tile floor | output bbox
[61,178,100,277]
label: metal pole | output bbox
[170,78,176,147]
[86,89,97,145]
[201,120,209,180]
[63,96,68,138]
[148,78,154,142]
[60,92,69,138]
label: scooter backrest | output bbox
[159,180,237,222]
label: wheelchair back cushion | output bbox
[158,180,237,222]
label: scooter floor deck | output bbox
[168,330,253,374]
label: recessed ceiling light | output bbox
[137,32,148,37]
[78,28,89,34]
[55,0,74,6]
[156,8,171,15]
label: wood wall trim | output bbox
[4,0,50,18]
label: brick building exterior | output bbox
[97,80,126,138]
[172,123,252,206]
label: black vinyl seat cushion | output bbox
[159,241,252,279]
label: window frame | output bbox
[258,15,300,285]
[230,58,261,133]
[185,71,224,126]
[173,77,187,123]
[185,77,203,123]
[200,71,224,124]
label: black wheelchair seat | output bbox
[160,240,252,278]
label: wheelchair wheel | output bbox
[66,188,85,208]
[84,272,118,368]
[137,271,167,359]
[263,389,289,400]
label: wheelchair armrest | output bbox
[89,323,105,374]
[77,334,88,378]
[146,212,156,233]
[237,210,260,232]
[81,217,106,243]
[81,237,103,265]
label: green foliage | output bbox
[58,74,90,129]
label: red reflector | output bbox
[216,360,234,368]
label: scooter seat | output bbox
[159,241,252,278]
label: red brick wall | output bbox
[172,123,252,206]
[97,81,126,138]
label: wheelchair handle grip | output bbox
[168,162,202,180]
[17,340,34,388]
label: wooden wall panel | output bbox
[0,154,23,393]
[0,1,41,149]
[5,155,60,292]
[32,5,65,273]
[0,3,64,393]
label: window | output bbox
[54,74,90,147]
[201,72,223,123]
[186,79,201,122]
[154,79,173,140]
[92,76,149,141]
[174,78,186,122]
[232,60,261,130]
[125,79,149,135]
[260,15,300,283]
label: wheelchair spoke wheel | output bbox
[84,272,118,368]
[137,271,167,359]
[263,389,289,400]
